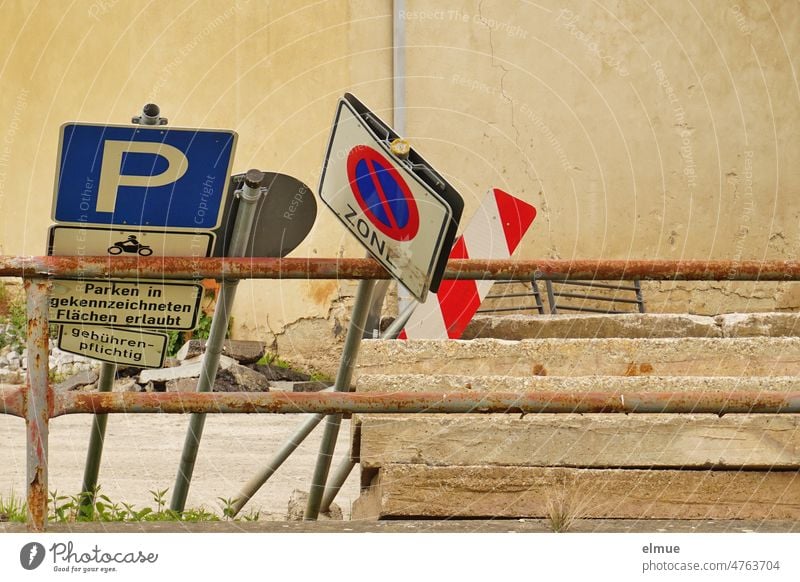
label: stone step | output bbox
[353,414,800,469]
[355,337,800,379]
[352,465,800,520]
[355,373,800,393]
[463,312,800,340]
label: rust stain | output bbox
[309,280,339,306]
[27,467,46,532]
[624,362,654,376]
[0,386,25,418]
[532,364,548,376]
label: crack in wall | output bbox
[475,1,554,251]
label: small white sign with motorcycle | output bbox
[48,226,215,258]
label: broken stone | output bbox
[166,378,198,393]
[214,363,271,392]
[251,364,311,382]
[286,489,343,521]
[114,365,142,378]
[138,355,236,384]
[142,381,162,393]
[112,378,141,392]
[176,339,266,365]
[54,369,99,392]
[267,380,332,392]
[293,381,334,392]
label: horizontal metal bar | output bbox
[0,386,25,418]
[475,306,539,313]
[483,293,537,299]
[51,390,800,416]
[2,256,800,281]
[552,280,642,291]
[552,291,643,304]
[554,306,631,314]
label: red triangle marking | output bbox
[435,237,480,339]
[493,189,536,255]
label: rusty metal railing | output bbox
[3,256,800,531]
[3,256,800,280]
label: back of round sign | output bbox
[214,172,318,258]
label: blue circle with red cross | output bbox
[347,146,419,241]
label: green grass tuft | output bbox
[0,487,262,524]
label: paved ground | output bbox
[0,411,360,520]
[2,520,798,533]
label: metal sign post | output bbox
[74,104,235,512]
[304,277,375,520]
[170,169,266,512]
[80,104,161,512]
[227,297,410,517]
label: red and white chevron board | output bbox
[399,188,536,339]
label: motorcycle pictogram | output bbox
[107,235,153,256]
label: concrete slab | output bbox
[463,313,723,340]
[355,414,800,469]
[355,373,800,393]
[719,313,800,337]
[356,337,800,378]
[353,465,800,520]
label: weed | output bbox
[48,369,70,384]
[0,490,26,522]
[149,488,169,513]
[257,352,291,368]
[0,292,27,351]
[217,496,236,520]
[166,309,225,357]
[0,486,262,524]
[546,489,583,533]
[310,371,333,382]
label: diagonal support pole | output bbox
[304,278,375,520]
[170,169,265,512]
[79,362,116,514]
[228,287,417,517]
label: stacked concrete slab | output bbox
[350,313,800,521]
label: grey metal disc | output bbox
[214,172,317,258]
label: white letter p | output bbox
[96,140,188,213]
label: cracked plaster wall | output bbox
[397,0,799,317]
[0,1,797,371]
[253,0,800,371]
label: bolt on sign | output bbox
[47,121,237,367]
[318,93,463,302]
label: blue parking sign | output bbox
[52,123,237,229]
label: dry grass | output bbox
[545,488,585,532]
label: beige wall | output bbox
[0,1,797,363]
